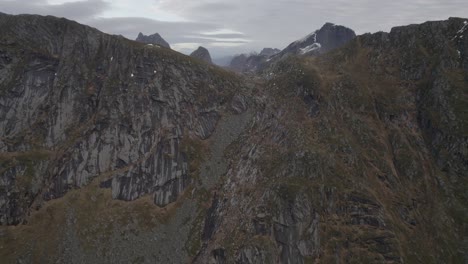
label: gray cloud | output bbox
[90,17,216,40]
[199,33,246,38]
[1,0,468,58]
[191,2,236,13]
[0,0,109,22]
[88,16,247,57]
[181,37,250,44]
[49,0,109,21]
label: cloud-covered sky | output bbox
[1,0,467,58]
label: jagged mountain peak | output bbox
[278,22,356,57]
[135,32,170,48]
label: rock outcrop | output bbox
[135,32,170,48]
[190,46,212,64]
[0,13,467,264]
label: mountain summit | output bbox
[190,46,213,64]
[276,22,356,57]
[135,32,170,48]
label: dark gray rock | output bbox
[230,95,248,114]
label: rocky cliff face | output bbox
[0,13,241,225]
[190,46,212,64]
[136,32,171,49]
[0,13,467,264]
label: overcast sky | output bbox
[1,0,467,58]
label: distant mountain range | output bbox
[228,23,356,72]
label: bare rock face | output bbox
[136,32,170,48]
[190,46,212,64]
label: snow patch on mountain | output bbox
[300,43,322,54]
[457,22,468,34]
[452,21,468,40]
